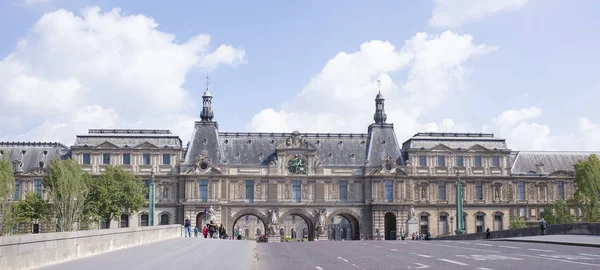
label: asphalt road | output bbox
[258,239,600,270]
[36,238,256,270]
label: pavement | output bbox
[36,237,256,270]
[492,234,600,248]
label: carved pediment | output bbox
[184,153,222,175]
[467,144,491,152]
[12,159,23,173]
[395,167,409,176]
[20,168,46,176]
[133,141,159,149]
[548,170,575,177]
[94,141,120,149]
[430,144,453,151]
[276,131,316,151]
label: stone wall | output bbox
[0,224,183,270]
[433,222,600,241]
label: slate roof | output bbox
[74,129,182,148]
[511,151,600,174]
[366,124,403,166]
[401,132,508,150]
[0,142,69,173]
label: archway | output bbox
[230,209,268,240]
[327,209,360,240]
[384,212,397,240]
[280,209,315,241]
[196,212,205,229]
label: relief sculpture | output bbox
[301,185,308,200]
[255,183,262,200]
[237,182,244,200]
[330,183,338,200]
[284,182,291,199]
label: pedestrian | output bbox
[485,227,491,239]
[238,227,243,240]
[203,224,208,238]
[540,218,548,235]
[194,226,199,238]
[184,216,191,237]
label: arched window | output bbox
[140,214,149,227]
[419,213,430,234]
[120,214,129,228]
[438,213,449,236]
[160,214,169,225]
[493,212,504,231]
[475,212,486,233]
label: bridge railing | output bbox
[433,222,600,241]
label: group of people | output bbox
[411,231,431,240]
[184,216,228,239]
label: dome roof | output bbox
[203,89,212,97]
[376,91,384,99]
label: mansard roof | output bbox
[401,132,509,151]
[511,151,600,174]
[74,129,182,149]
[0,142,69,173]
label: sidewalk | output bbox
[492,234,600,248]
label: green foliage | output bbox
[12,192,51,230]
[540,199,574,225]
[0,158,16,235]
[509,217,526,229]
[573,154,600,222]
[43,158,91,232]
[85,166,145,228]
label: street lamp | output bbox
[455,169,465,235]
[149,167,156,226]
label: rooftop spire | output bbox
[373,78,387,124]
[200,75,214,121]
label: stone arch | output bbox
[230,208,268,237]
[418,211,431,234]
[138,211,149,227]
[383,212,396,240]
[492,211,505,231]
[327,209,361,240]
[158,211,172,225]
[280,209,315,241]
[474,211,486,233]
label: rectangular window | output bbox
[162,154,171,165]
[123,153,131,165]
[475,181,483,200]
[438,181,446,200]
[103,153,110,165]
[438,215,448,235]
[492,156,500,167]
[82,153,90,164]
[519,208,525,217]
[143,154,151,165]
[292,180,301,202]
[34,179,42,197]
[517,181,525,200]
[557,181,564,200]
[476,215,484,233]
[14,180,20,200]
[339,180,348,202]
[474,155,482,167]
[420,215,429,235]
[120,214,129,228]
[143,180,150,199]
[385,180,393,202]
[199,180,208,202]
[246,180,254,203]
[437,156,445,166]
[494,214,503,231]
[419,155,427,166]
[456,156,464,167]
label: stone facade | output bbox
[1,88,595,239]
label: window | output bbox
[140,214,149,226]
[83,153,91,164]
[34,179,42,197]
[123,153,131,165]
[419,155,427,166]
[557,181,564,200]
[420,214,429,234]
[519,208,525,218]
[438,215,448,235]
[517,181,525,200]
[100,219,109,229]
[143,154,151,165]
[292,180,301,202]
[246,180,254,202]
[475,181,483,200]
[476,214,484,233]
[474,155,482,167]
[492,156,500,167]
[437,155,445,166]
[14,180,20,200]
[339,180,348,202]
[199,180,208,202]
[292,215,296,223]
[456,156,464,167]
[103,153,110,165]
[143,180,150,199]
[494,214,503,231]
[162,154,170,165]
[160,214,169,225]
[438,181,446,200]
[385,180,393,202]
[120,214,129,228]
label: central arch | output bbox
[280,209,315,241]
[384,212,397,240]
[230,208,269,238]
[327,209,360,240]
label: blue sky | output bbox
[1,0,599,151]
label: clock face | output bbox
[385,164,393,171]
[200,162,208,170]
[288,155,306,174]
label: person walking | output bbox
[184,216,191,237]
[203,224,208,238]
[194,226,199,238]
[540,218,548,235]
[486,227,491,239]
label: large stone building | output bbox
[1,88,594,239]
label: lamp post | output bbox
[455,169,465,235]
[149,167,156,226]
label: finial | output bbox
[206,74,210,90]
[377,78,381,93]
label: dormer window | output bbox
[224,140,229,144]
[0,150,3,156]
[327,153,332,158]
[350,153,355,158]
[21,150,26,155]
[247,140,252,144]
[269,140,275,144]
[43,150,48,156]
[39,161,44,168]
[235,153,240,159]
[202,138,207,145]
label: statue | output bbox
[268,209,278,225]
[288,155,306,174]
[408,206,416,221]
[315,209,325,226]
[206,206,216,222]
[495,187,500,200]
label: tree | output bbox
[572,154,600,222]
[43,158,91,232]
[0,158,15,235]
[85,166,146,228]
[540,199,574,225]
[509,217,526,229]
[12,192,50,232]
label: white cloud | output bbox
[22,0,51,5]
[429,0,530,28]
[247,31,493,141]
[0,7,245,144]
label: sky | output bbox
[1,0,599,151]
